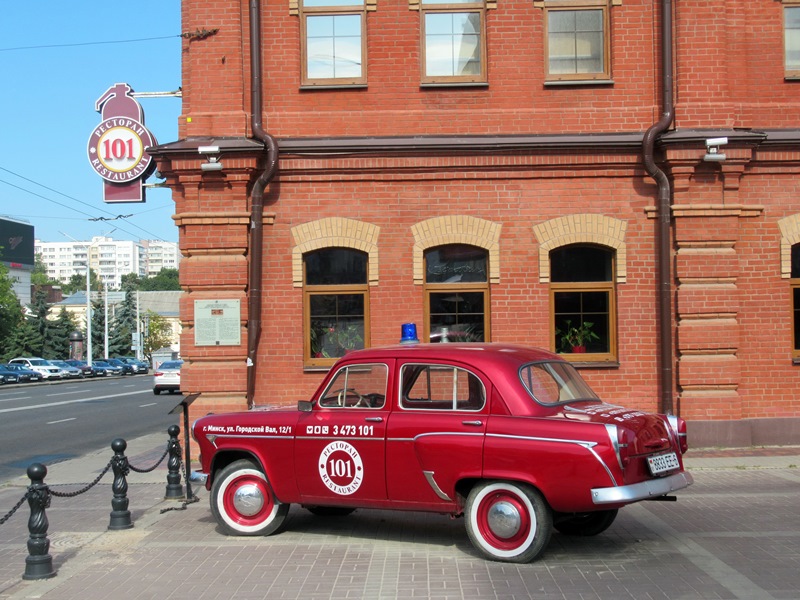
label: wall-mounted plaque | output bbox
[194,299,241,346]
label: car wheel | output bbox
[153,388,161,395]
[305,506,356,517]
[465,481,552,563]
[211,459,289,536]
[554,509,618,536]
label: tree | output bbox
[119,268,181,292]
[61,268,102,296]
[3,318,41,360]
[0,262,24,358]
[47,307,78,359]
[89,297,107,359]
[143,310,173,360]
[31,254,61,288]
[108,289,138,356]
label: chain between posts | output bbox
[0,492,30,526]
[129,446,170,473]
[1,430,194,532]
[49,462,113,498]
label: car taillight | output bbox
[154,372,163,377]
[667,415,689,454]
[605,424,631,470]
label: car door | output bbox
[294,361,391,504]
[385,360,488,507]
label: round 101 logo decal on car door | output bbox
[318,441,364,495]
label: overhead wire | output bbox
[0,166,171,242]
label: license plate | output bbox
[647,452,680,475]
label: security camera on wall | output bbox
[704,137,728,162]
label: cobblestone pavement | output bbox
[0,438,798,600]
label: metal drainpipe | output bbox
[246,0,279,409]
[642,0,675,415]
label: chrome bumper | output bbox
[190,470,209,485]
[591,471,694,505]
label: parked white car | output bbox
[8,357,63,380]
[153,360,183,395]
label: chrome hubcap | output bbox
[487,500,521,539]
[233,483,265,516]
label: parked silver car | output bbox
[49,360,84,379]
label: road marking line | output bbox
[0,389,151,414]
[47,418,77,425]
[46,389,84,397]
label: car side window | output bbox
[400,363,485,411]
[318,363,388,409]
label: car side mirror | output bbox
[297,400,313,413]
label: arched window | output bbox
[304,247,370,367]
[424,244,489,343]
[792,244,800,359]
[550,244,616,362]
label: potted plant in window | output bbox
[557,320,600,354]
[312,323,364,358]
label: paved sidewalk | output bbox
[1,439,798,600]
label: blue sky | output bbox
[1,2,182,244]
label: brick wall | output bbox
[163,0,800,447]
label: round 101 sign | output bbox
[87,117,154,183]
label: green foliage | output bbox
[143,310,173,359]
[31,254,54,287]
[61,268,102,296]
[90,298,107,357]
[45,307,78,359]
[0,262,24,358]
[556,320,600,353]
[120,268,180,292]
[108,290,138,356]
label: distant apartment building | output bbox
[34,237,180,289]
[140,239,182,277]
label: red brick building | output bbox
[150,0,800,447]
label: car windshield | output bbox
[519,361,600,405]
[29,359,47,366]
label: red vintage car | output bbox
[192,343,692,563]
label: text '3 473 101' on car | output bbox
[192,336,692,563]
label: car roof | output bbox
[339,343,562,371]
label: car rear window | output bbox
[160,361,183,370]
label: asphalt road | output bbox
[0,375,180,483]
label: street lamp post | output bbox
[86,265,92,366]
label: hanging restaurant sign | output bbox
[87,83,156,203]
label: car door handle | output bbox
[462,420,483,426]
[365,417,383,423]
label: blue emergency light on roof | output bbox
[400,323,419,344]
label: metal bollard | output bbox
[108,438,133,530]
[165,424,185,500]
[23,463,56,580]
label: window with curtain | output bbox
[304,247,370,367]
[420,0,487,84]
[550,244,616,361]
[424,244,489,343]
[300,0,367,86]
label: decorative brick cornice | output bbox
[533,214,627,283]
[778,214,800,278]
[291,217,380,286]
[411,216,501,285]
